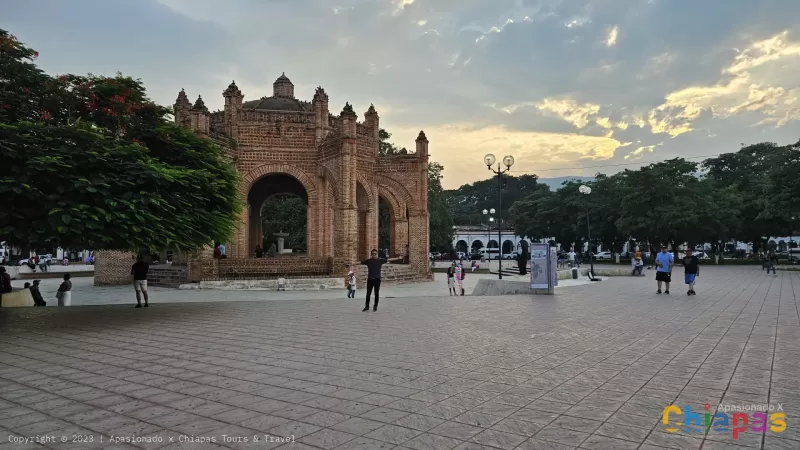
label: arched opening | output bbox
[502,240,515,254]
[378,197,393,258]
[456,240,468,253]
[248,174,308,257]
[487,240,499,249]
[471,240,484,252]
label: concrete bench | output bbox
[1,288,35,307]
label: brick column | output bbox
[94,250,136,286]
[408,212,430,276]
[188,245,217,282]
[393,217,408,258]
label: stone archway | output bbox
[502,240,515,254]
[248,174,308,256]
[471,240,484,251]
[238,164,319,258]
[456,240,468,253]
[378,186,405,258]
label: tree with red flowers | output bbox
[0,29,241,252]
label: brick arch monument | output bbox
[94,74,430,285]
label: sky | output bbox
[4,0,800,189]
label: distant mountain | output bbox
[537,176,594,191]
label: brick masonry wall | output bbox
[213,257,332,280]
[172,78,430,280]
[94,250,136,286]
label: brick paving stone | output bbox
[0,266,798,449]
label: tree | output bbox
[260,196,307,251]
[509,182,583,250]
[703,143,792,253]
[378,128,398,156]
[447,174,546,225]
[378,127,454,252]
[428,162,454,252]
[585,174,626,256]
[0,29,241,251]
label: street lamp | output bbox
[483,209,495,261]
[485,155,514,279]
[578,185,597,280]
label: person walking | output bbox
[56,273,72,306]
[683,248,700,295]
[346,265,356,298]
[361,249,387,311]
[446,264,457,295]
[655,245,674,294]
[568,248,576,268]
[131,255,150,308]
[766,252,778,276]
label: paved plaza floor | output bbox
[0,266,798,449]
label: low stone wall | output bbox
[212,257,333,280]
[556,267,638,279]
[181,277,342,291]
[5,264,94,280]
[1,288,35,307]
[472,279,554,296]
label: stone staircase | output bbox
[148,266,189,288]
[355,263,428,285]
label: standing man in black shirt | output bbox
[361,249,387,311]
[683,248,700,296]
[131,255,150,308]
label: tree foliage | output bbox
[0,29,241,251]
[260,196,307,251]
[446,174,547,226]
[378,127,454,252]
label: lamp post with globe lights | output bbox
[578,185,595,278]
[485,154,514,279]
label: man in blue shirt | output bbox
[655,245,674,294]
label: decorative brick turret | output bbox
[340,102,357,139]
[189,95,210,135]
[364,104,379,141]
[174,89,191,127]
[312,86,329,143]
[223,81,243,139]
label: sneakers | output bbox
[665,290,670,295]
[362,307,369,312]
[135,304,142,308]
[144,303,149,307]
[373,306,377,311]
[657,290,662,294]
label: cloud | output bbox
[5,0,800,189]
[647,31,800,136]
[390,123,624,188]
[606,25,619,47]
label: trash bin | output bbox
[572,268,578,279]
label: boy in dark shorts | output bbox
[683,248,699,295]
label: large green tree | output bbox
[702,143,792,252]
[428,162,455,252]
[447,174,546,226]
[509,181,583,250]
[0,29,241,251]
[378,127,454,252]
